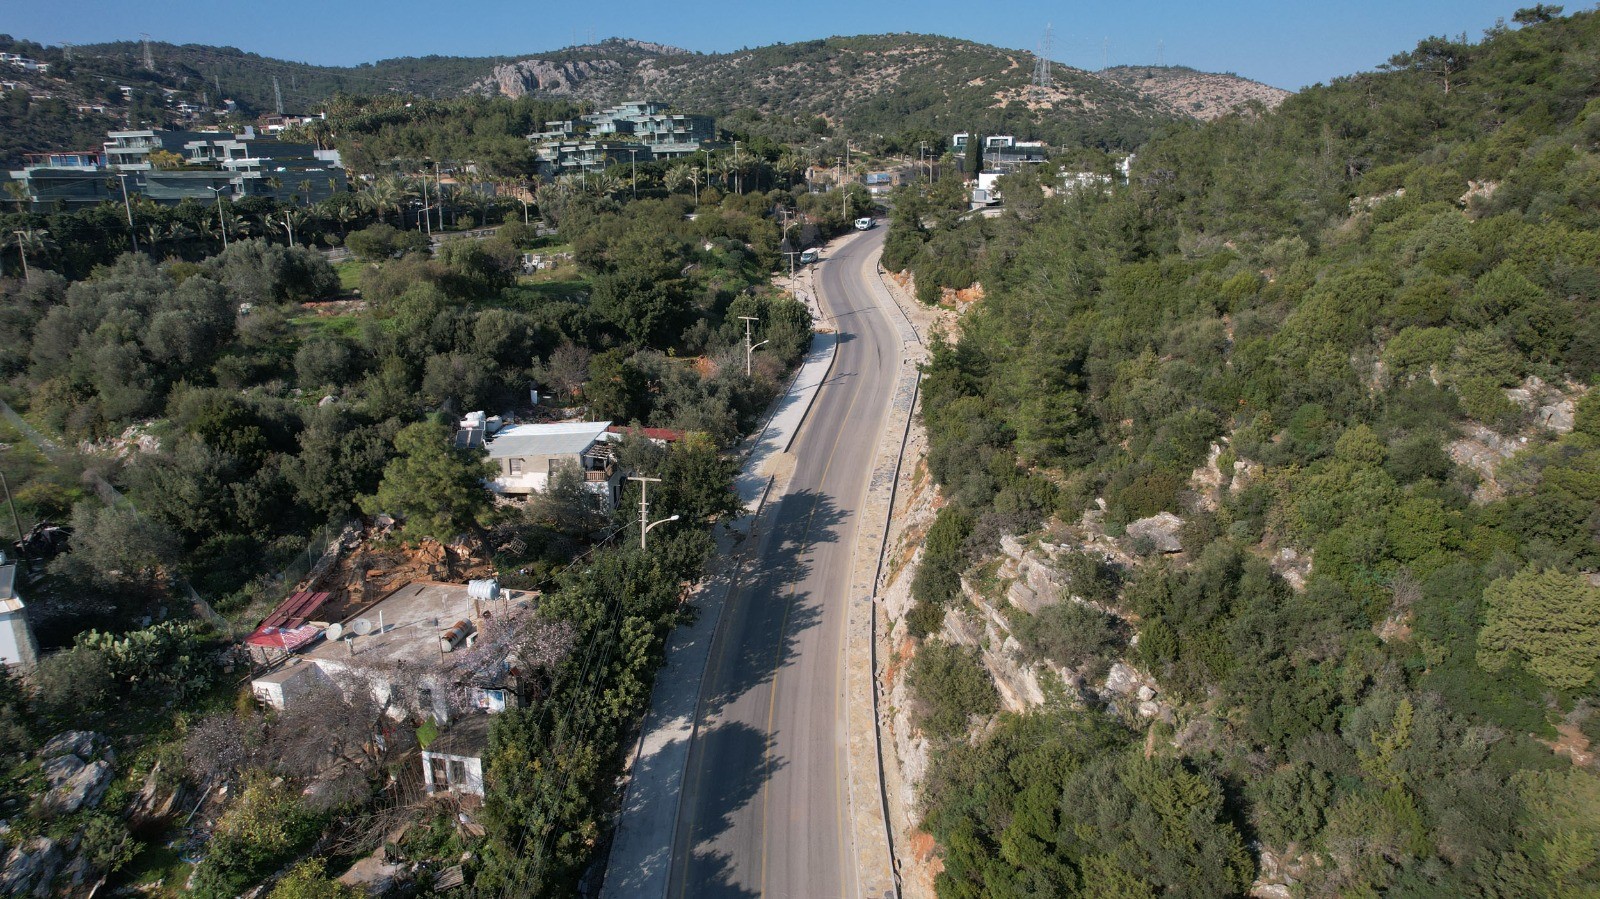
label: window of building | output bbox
[448,759,467,786]
[509,458,523,475]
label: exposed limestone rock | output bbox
[1103,662,1141,696]
[982,635,1045,712]
[41,732,97,761]
[126,760,185,832]
[479,58,624,99]
[1448,423,1529,503]
[1271,547,1311,593]
[39,731,113,816]
[0,837,61,897]
[1252,845,1317,899]
[1126,512,1184,554]
[940,606,983,648]
[1539,398,1576,433]
[1189,443,1228,512]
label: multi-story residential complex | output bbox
[585,100,715,158]
[5,127,347,211]
[528,100,716,176]
[533,140,648,180]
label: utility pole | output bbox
[116,173,138,252]
[838,157,847,219]
[733,140,742,195]
[627,476,678,550]
[141,34,155,70]
[738,315,768,378]
[206,185,229,249]
[629,148,638,198]
[272,76,284,115]
[0,469,23,546]
[420,174,432,239]
[12,232,30,282]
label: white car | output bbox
[854,217,874,231]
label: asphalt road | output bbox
[669,227,898,899]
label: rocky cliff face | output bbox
[1097,65,1291,120]
[478,57,627,99]
[469,38,692,100]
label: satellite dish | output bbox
[324,623,343,641]
[351,618,374,636]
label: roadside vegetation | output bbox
[897,8,1600,897]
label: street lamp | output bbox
[205,184,230,249]
[627,476,679,550]
[738,315,769,378]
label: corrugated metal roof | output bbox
[485,421,611,459]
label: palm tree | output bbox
[665,162,702,204]
[2,181,29,213]
[9,228,57,280]
[297,179,314,207]
[361,175,412,226]
[274,208,308,245]
[774,151,806,189]
[589,170,623,199]
[715,155,740,193]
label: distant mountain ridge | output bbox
[1,32,1291,162]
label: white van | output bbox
[854,217,874,231]
[799,248,820,264]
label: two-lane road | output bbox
[670,227,899,898]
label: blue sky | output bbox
[5,0,1530,90]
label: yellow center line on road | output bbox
[758,268,871,899]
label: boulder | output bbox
[0,837,61,897]
[40,732,97,761]
[1539,399,1576,433]
[1126,513,1184,554]
[44,760,112,816]
[41,753,85,787]
[1103,662,1140,696]
[999,534,1027,561]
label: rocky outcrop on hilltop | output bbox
[479,57,627,99]
[470,38,692,99]
[1097,65,1291,120]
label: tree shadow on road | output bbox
[673,719,779,899]
[697,488,846,718]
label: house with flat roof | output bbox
[483,420,622,506]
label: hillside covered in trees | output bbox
[887,7,1600,897]
[0,31,1287,167]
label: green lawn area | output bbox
[289,311,362,339]
[501,278,589,309]
[333,260,366,292]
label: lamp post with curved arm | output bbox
[627,476,679,550]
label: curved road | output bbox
[670,227,898,899]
